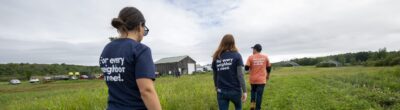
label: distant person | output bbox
[212,34,247,110]
[174,70,179,77]
[245,44,271,110]
[99,7,161,110]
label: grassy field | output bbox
[1,66,399,110]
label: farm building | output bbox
[155,55,196,75]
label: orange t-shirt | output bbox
[246,53,270,84]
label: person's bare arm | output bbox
[266,57,271,80]
[266,66,271,80]
[137,78,161,110]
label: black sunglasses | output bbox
[142,23,149,36]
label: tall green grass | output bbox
[0,66,399,110]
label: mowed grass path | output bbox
[1,66,399,110]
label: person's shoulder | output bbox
[135,43,152,57]
[103,39,124,50]
[120,38,148,51]
[103,41,113,48]
[232,51,241,55]
[260,53,269,59]
[261,53,268,57]
[111,38,140,47]
[248,54,255,58]
[230,51,242,57]
[115,39,150,56]
[136,43,150,50]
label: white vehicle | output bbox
[29,78,40,83]
[80,75,89,79]
[43,76,52,80]
[9,79,21,85]
[70,76,78,80]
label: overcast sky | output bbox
[0,0,399,66]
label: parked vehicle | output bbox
[80,75,89,79]
[29,78,40,83]
[9,79,21,85]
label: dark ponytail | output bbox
[111,7,145,37]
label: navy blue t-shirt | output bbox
[99,38,155,110]
[212,51,244,92]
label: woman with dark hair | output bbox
[212,34,247,110]
[99,7,161,110]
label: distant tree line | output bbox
[274,48,400,67]
[0,63,101,80]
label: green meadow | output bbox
[1,66,399,110]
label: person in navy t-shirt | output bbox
[99,7,161,110]
[212,34,247,110]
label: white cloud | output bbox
[0,0,399,65]
[217,0,400,62]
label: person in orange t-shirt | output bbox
[245,44,271,110]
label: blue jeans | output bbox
[251,84,265,110]
[217,89,242,110]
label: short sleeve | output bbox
[246,56,252,66]
[134,46,156,80]
[237,54,244,66]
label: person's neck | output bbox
[126,33,139,42]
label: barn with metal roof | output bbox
[155,55,196,75]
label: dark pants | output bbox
[250,84,265,110]
[217,89,242,110]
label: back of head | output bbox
[111,7,145,37]
[252,44,262,53]
[212,34,238,61]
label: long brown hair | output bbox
[212,34,239,61]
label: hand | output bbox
[242,92,247,103]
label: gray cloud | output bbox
[0,0,399,65]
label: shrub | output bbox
[316,63,337,67]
